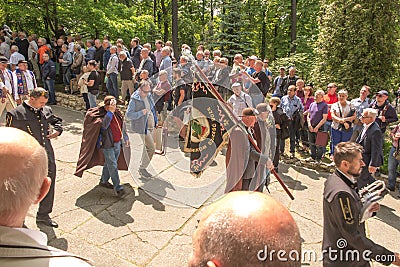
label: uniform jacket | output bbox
[0,226,93,267]
[74,106,129,177]
[6,102,63,159]
[322,171,394,266]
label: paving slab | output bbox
[20,106,400,267]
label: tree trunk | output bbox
[261,11,267,60]
[290,0,297,54]
[172,0,178,57]
[153,0,157,24]
[160,0,169,42]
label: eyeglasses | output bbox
[361,114,372,118]
[327,86,334,88]
[263,61,268,64]
[376,94,385,97]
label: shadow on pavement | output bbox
[376,204,400,232]
[38,224,68,251]
[136,188,166,211]
[75,183,136,227]
[278,163,308,191]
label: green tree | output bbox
[213,0,252,60]
[313,0,400,96]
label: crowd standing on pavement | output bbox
[1,25,400,266]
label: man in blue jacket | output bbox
[98,95,129,196]
[41,53,56,105]
[126,80,157,178]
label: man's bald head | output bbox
[0,128,49,226]
[189,192,301,267]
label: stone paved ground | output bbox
[12,106,399,266]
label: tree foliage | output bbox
[0,0,398,88]
[313,0,400,96]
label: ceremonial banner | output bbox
[184,82,237,176]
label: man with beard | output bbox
[322,142,400,266]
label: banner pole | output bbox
[193,65,294,200]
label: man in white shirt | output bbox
[0,127,93,266]
[27,34,40,78]
[227,82,252,120]
[0,56,17,119]
[9,45,25,71]
[0,36,10,59]
[13,60,37,103]
[106,45,119,99]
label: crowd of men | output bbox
[1,27,400,196]
[1,26,400,266]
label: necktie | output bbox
[359,126,367,142]
[21,72,28,95]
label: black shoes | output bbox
[139,168,152,178]
[36,217,59,228]
[114,188,126,197]
[99,181,114,189]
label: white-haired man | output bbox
[0,127,93,266]
[355,108,383,188]
[9,45,25,71]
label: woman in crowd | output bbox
[300,86,314,152]
[330,89,356,156]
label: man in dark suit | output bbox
[6,88,63,227]
[356,108,383,189]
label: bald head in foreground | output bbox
[189,191,301,267]
[0,127,93,266]
[0,127,49,227]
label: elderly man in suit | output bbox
[225,108,273,193]
[356,108,383,189]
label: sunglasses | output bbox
[376,94,385,97]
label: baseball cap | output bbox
[376,90,388,96]
[231,82,242,88]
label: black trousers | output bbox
[37,149,56,218]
